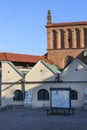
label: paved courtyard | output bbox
[0,107,87,130]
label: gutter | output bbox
[1,80,87,85]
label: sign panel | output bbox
[51,88,71,109]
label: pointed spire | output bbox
[47,10,52,24]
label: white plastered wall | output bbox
[25,61,56,107]
[1,61,24,106]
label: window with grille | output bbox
[13,90,23,101]
[38,89,49,100]
[71,90,78,100]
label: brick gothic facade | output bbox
[46,10,87,68]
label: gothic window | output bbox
[38,89,49,100]
[53,30,57,49]
[71,90,78,100]
[68,29,72,48]
[60,29,64,48]
[64,56,73,67]
[13,90,23,101]
[76,28,80,48]
[84,28,87,47]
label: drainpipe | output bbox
[21,77,25,100]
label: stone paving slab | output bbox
[0,107,87,130]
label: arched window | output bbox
[38,89,49,100]
[68,29,72,48]
[13,90,23,101]
[71,90,78,100]
[64,55,73,67]
[84,28,87,47]
[53,30,57,49]
[60,29,64,48]
[76,28,80,48]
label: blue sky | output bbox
[0,0,87,55]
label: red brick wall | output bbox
[48,49,84,68]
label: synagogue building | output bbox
[46,10,87,68]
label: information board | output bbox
[51,88,71,109]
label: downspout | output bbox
[21,76,25,100]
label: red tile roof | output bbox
[0,52,51,64]
[46,21,87,28]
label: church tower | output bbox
[46,10,87,68]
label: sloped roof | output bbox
[26,60,61,80]
[0,52,51,64]
[76,50,87,65]
[63,58,87,72]
[40,60,61,74]
[60,58,87,82]
[8,61,24,77]
[46,64,61,74]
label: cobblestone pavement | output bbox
[0,107,87,130]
